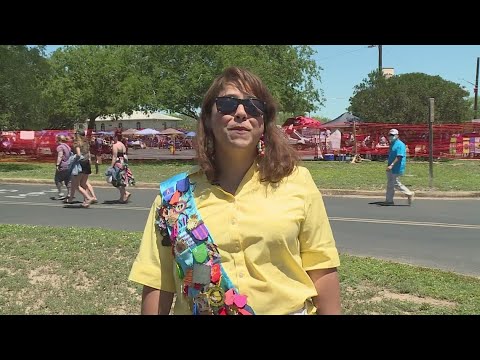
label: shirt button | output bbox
[234,245,240,252]
[231,218,236,225]
[239,273,244,278]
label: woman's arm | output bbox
[56,148,63,167]
[141,286,174,315]
[307,267,341,315]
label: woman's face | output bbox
[209,84,265,154]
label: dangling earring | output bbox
[257,134,265,157]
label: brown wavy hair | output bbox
[196,66,299,184]
[73,132,90,155]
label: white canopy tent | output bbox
[136,128,161,136]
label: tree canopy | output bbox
[43,45,153,130]
[348,71,471,124]
[43,45,324,128]
[0,45,50,130]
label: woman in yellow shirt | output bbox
[129,66,341,315]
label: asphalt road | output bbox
[0,183,479,277]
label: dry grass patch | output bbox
[72,270,97,291]
[1,225,479,314]
[28,266,63,289]
[370,289,457,308]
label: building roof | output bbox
[95,111,182,122]
[322,112,362,128]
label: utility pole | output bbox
[378,45,383,73]
[428,98,435,188]
[368,45,383,73]
[474,57,479,119]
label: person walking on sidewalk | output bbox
[110,132,134,203]
[54,134,72,200]
[65,130,96,208]
[381,128,414,206]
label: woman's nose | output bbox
[234,104,247,121]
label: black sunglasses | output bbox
[215,96,266,117]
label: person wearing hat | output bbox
[381,128,414,206]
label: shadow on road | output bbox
[368,200,409,207]
[102,200,125,205]
[63,203,86,209]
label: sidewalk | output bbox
[2,177,479,198]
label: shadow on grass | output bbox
[0,163,41,172]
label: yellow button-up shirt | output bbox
[128,163,340,315]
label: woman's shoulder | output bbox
[282,165,318,192]
[288,165,312,182]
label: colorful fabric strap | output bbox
[157,172,255,315]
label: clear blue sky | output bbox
[45,45,480,120]
[312,45,480,119]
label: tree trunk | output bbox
[87,114,99,138]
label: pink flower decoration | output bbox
[224,288,235,306]
[233,294,247,308]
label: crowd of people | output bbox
[54,131,135,208]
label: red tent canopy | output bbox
[282,116,324,129]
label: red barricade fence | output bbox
[2,123,480,161]
[282,123,480,160]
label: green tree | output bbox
[137,45,324,119]
[43,45,153,130]
[172,114,197,132]
[44,45,324,129]
[0,45,50,130]
[465,96,479,120]
[348,71,471,124]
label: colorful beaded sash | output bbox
[157,173,255,315]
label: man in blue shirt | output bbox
[381,128,414,206]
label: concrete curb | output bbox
[320,189,480,198]
[0,178,159,189]
[2,177,480,198]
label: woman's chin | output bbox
[228,138,254,150]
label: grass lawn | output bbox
[1,224,478,315]
[1,159,479,191]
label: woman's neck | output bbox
[215,150,256,195]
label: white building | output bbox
[93,111,182,132]
[382,68,394,79]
